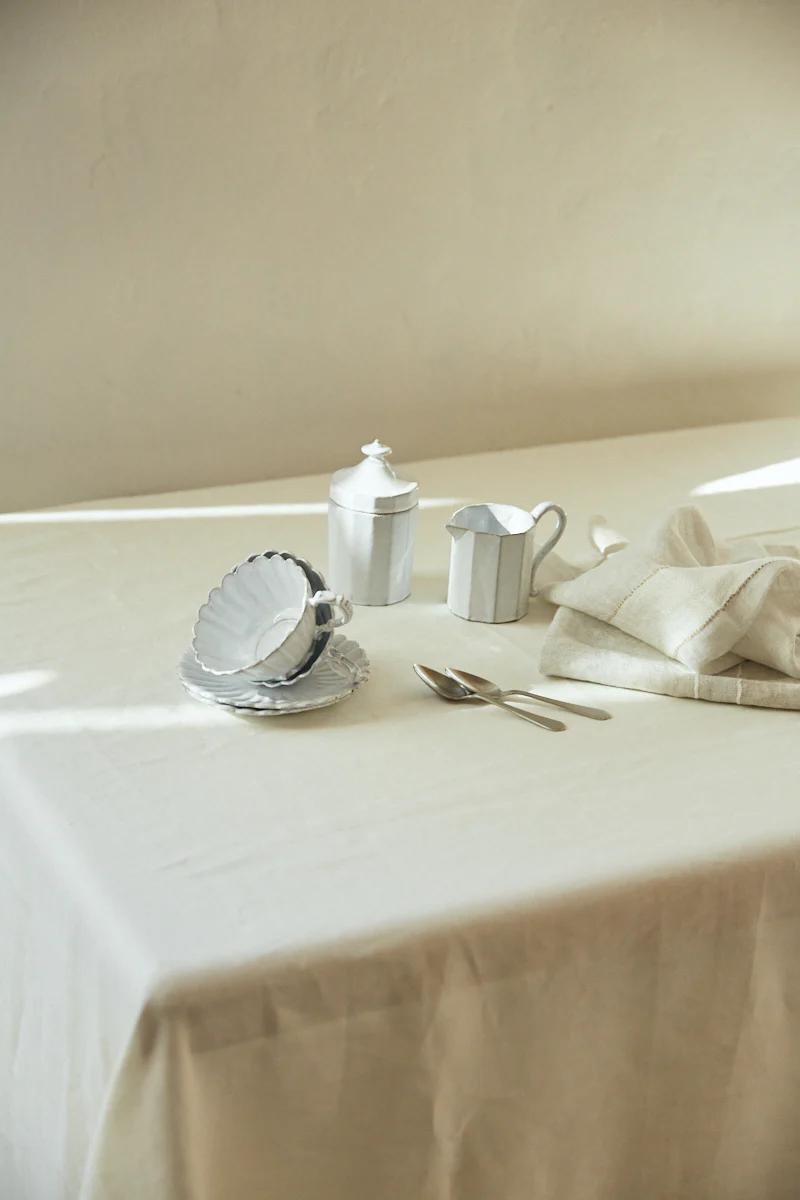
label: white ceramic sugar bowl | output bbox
[328,439,418,605]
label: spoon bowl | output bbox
[413,663,480,701]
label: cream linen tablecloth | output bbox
[3,418,800,1200]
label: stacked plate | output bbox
[180,551,369,716]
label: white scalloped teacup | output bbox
[193,553,352,685]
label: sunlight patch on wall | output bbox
[692,459,800,496]
[0,498,464,525]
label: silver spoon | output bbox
[413,664,566,732]
[447,667,612,721]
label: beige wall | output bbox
[2,0,799,511]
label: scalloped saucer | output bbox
[179,635,369,716]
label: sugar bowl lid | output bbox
[330,439,419,515]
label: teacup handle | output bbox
[529,501,567,594]
[310,590,353,631]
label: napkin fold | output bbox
[538,506,800,708]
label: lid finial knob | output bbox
[329,438,417,513]
[361,439,392,461]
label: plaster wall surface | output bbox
[2,0,799,508]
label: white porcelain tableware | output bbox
[179,635,369,715]
[193,552,352,685]
[244,550,346,682]
[446,500,567,623]
[328,439,418,606]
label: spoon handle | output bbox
[503,690,611,721]
[479,692,566,732]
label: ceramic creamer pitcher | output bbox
[446,501,567,623]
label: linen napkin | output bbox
[538,506,800,708]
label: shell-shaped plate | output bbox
[179,635,369,715]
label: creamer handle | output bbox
[529,502,567,594]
